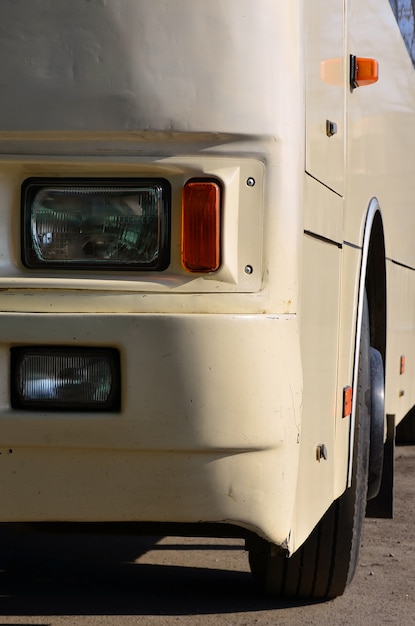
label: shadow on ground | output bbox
[0,525,315,617]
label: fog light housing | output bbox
[22,178,170,270]
[11,347,120,411]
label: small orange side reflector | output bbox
[343,386,353,418]
[400,355,405,375]
[182,180,221,272]
[350,55,379,89]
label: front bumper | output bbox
[0,312,302,545]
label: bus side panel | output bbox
[346,0,415,426]
[385,261,415,421]
[292,182,342,551]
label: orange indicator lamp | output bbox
[182,179,221,273]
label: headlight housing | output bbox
[21,178,171,270]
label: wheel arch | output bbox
[365,207,386,365]
[352,198,392,517]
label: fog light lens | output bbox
[22,178,170,270]
[11,348,120,411]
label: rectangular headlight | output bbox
[22,178,170,270]
[11,347,120,411]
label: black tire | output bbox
[249,295,371,599]
[367,346,385,500]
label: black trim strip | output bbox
[387,256,415,272]
[304,230,342,249]
[343,240,361,251]
[305,172,344,198]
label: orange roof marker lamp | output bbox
[350,55,379,90]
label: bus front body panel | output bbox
[0,312,301,547]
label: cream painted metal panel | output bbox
[0,0,283,136]
[304,173,343,244]
[0,448,291,544]
[0,314,302,453]
[0,312,302,547]
[346,0,415,268]
[346,0,415,425]
[293,231,341,550]
[302,175,350,502]
[303,175,349,501]
[305,0,345,195]
[385,260,415,420]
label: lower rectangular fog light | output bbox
[11,347,120,411]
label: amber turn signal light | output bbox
[182,180,221,272]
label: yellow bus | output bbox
[0,0,414,599]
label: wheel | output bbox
[248,295,371,599]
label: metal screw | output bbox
[246,177,256,187]
[244,265,253,275]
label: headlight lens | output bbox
[22,178,170,269]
